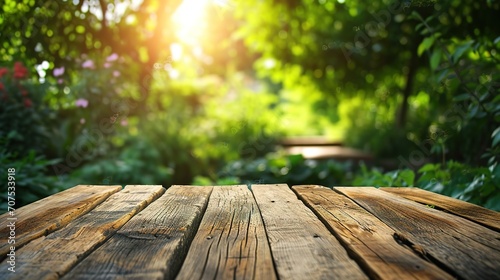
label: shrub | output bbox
[68,136,173,185]
[202,152,353,187]
[0,62,53,156]
[352,161,500,211]
[0,149,66,211]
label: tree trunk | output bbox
[397,42,419,128]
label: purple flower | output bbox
[75,98,89,108]
[53,66,65,77]
[57,79,64,84]
[82,60,95,69]
[103,62,112,68]
[106,53,119,62]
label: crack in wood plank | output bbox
[336,186,500,280]
[0,185,164,280]
[61,185,212,280]
[253,184,368,280]
[0,185,121,260]
[293,185,453,280]
[176,185,276,280]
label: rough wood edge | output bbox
[0,185,165,280]
[252,184,368,280]
[0,185,122,259]
[293,185,454,280]
[335,186,500,280]
[382,187,500,231]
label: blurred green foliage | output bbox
[69,137,174,185]
[353,161,500,211]
[0,62,53,156]
[209,152,354,186]
[0,149,65,209]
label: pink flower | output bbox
[82,60,95,69]
[80,118,86,124]
[75,98,89,108]
[120,119,128,126]
[113,71,120,77]
[53,66,65,77]
[58,79,64,84]
[106,53,119,62]
[103,62,112,68]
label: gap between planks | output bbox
[292,185,453,280]
[62,185,213,280]
[251,184,368,280]
[0,185,122,260]
[0,185,164,280]
[381,187,500,232]
[335,187,500,280]
[176,185,276,280]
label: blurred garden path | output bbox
[280,136,373,161]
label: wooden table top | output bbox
[1,184,499,279]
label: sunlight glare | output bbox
[173,0,210,45]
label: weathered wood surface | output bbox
[1,184,499,280]
[63,185,212,280]
[0,185,164,280]
[293,185,453,280]
[252,184,367,280]
[0,185,121,259]
[176,185,276,280]
[336,187,500,280]
[382,187,500,231]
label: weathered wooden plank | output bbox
[252,184,368,280]
[382,187,500,231]
[0,185,121,260]
[336,187,500,280]
[0,185,165,280]
[62,185,212,280]
[293,185,453,280]
[176,185,276,280]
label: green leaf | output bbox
[399,169,415,186]
[418,163,439,173]
[468,105,479,118]
[437,69,450,83]
[409,11,424,21]
[287,154,304,166]
[452,41,474,63]
[418,37,436,56]
[453,93,471,102]
[492,127,500,147]
[430,49,442,70]
[462,176,483,194]
[484,192,500,211]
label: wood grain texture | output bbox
[176,185,276,280]
[0,185,121,260]
[336,187,500,280]
[293,185,452,280]
[0,185,165,280]
[382,187,500,231]
[252,184,367,280]
[62,185,213,280]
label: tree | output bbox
[232,0,499,161]
[0,0,183,113]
